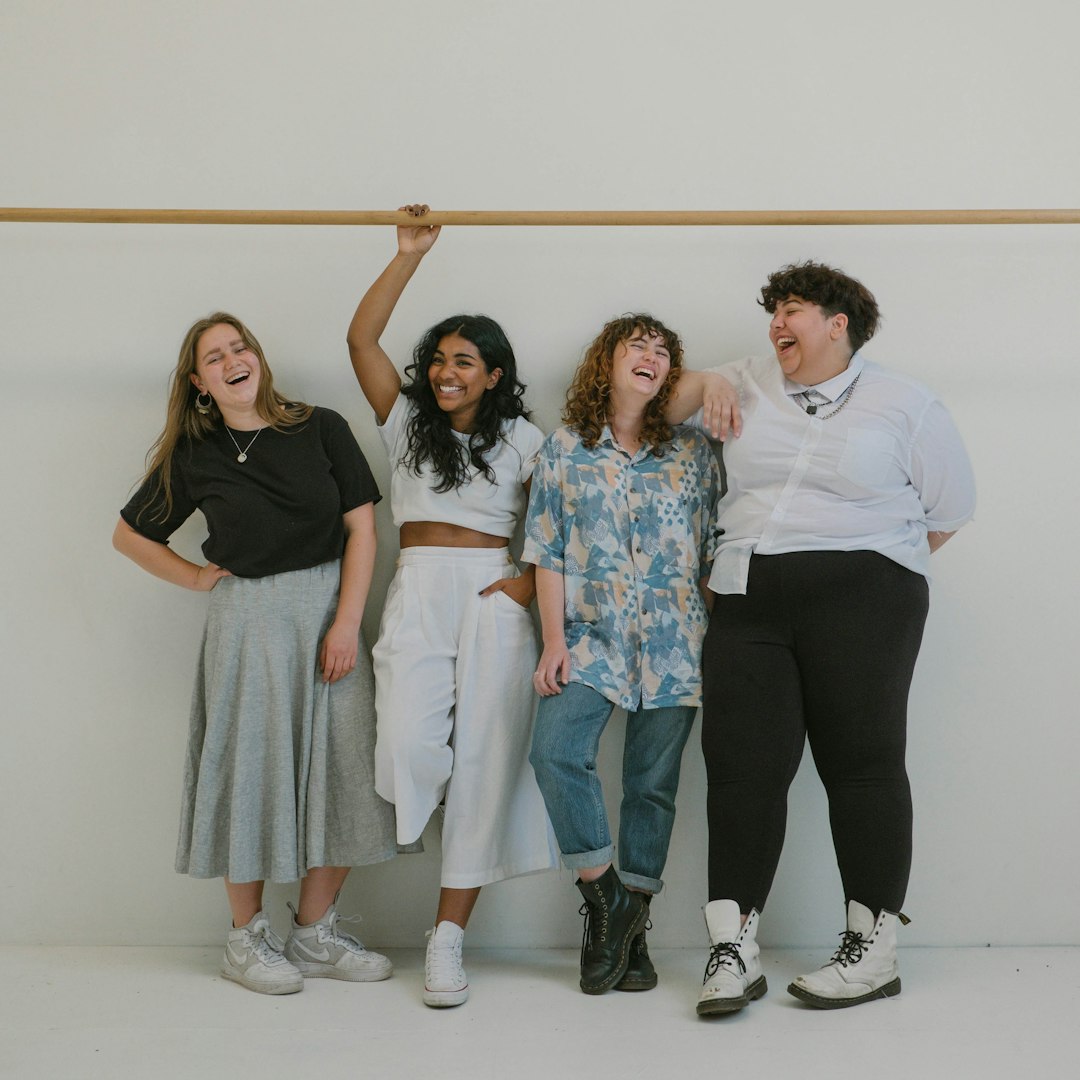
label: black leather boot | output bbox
[576,866,647,995]
[616,896,657,991]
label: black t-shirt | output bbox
[121,407,380,578]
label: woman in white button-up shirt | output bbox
[694,262,975,1017]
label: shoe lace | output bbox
[578,902,594,964]
[704,941,746,981]
[247,921,289,965]
[317,910,369,954]
[831,929,868,967]
[425,928,463,980]
[630,916,652,957]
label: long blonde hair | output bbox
[135,312,313,524]
[563,314,684,451]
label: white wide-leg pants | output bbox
[373,547,558,888]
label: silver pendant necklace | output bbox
[801,372,861,420]
[225,425,264,463]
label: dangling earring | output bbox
[195,391,213,415]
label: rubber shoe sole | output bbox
[786,976,901,1009]
[221,966,303,995]
[289,956,392,982]
[423,983,469,1007]
[697,974,768,1016]
[615,969,658,992]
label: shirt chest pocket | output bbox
[836,428,897,488]
[640,493,696,566]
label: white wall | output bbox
[1,0,1077,948]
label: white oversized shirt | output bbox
[689,352,976,594]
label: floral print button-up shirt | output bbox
[523,424,721,711]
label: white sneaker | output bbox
[696,900,767,1016]
[221,912,303,995]
[283,902,393,982]
[423,921,468,1007]
[788,900,907,1009]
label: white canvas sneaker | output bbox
[423,921,468,1007]
[787,900,908,1009]
[697,899,767,1016]
[283,902,393,982]
[221,912,303,995]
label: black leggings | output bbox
[701,551,929,914]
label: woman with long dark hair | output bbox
[347,206,558,1008]
[113,313,396,994]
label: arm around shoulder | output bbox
[668,367,742,440]
[346,205,441,424]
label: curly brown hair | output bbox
[563,314,684,451]
[759,261,881,352]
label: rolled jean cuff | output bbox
[561,843,615,873]
[619,869,664,895]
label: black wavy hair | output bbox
[758,261,881,353]
[400,314,529,492]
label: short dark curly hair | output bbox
[758,261,881,353]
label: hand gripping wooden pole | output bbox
[1,208,1079,226]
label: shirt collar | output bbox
[784,351,865,403]
[598,423,653,461]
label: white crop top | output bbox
[378,394,545,537]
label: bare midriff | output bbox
[399,521,508,549]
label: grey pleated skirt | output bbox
[175,560,397,883]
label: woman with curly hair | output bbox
[113,313,396,995]
[347,206,559,1008]
[524,314,722,996]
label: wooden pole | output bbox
[1,208,1079,227]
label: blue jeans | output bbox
[529,681,697,894]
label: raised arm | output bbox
[346,204,441,424]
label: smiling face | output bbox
[610,330,672,406]
[768,295,851,385]
[427,332,502,432]
[190,322,262,424]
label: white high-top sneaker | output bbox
[696,899,767,1016]
[788,900,909,1009]
[283,902,393,982]
[423,921,469,1007]
[221,912,303,995]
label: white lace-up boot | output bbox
[696,899,767,1016]
[787,900,908,1009]
[284,902,393,982]
[221,912,303,995]
[423,921,468,1007]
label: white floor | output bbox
[3,945,1077,1079]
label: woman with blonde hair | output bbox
[113,312,396,994]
